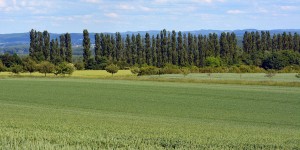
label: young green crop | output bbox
[0,78,299,149]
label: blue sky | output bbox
[0,0,300,33]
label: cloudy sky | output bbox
[0,0,299,33]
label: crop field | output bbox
[0,78,300,149]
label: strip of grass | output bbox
[1,71,300,87]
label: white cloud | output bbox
[192,0,225,3]
[105,13,118,18]
[280,6,297,11]
[139,6,153,12]
[119,4,135,10]
[227,9,244,14]
[0,0,5,7]
[82,0,101,4]
[153,0,171,4]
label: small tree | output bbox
[105,64,119,76]
[23,58,37,75]
[38,61,55,77]
[11,65,23,75]
[54,62,75,76]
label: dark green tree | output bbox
[131,34,137,65]
[177,31,184,66]
[125,34,132,65]
[59,34,66,61]
[95,33,102,63]
[145,33,152,65]
[65,33,72,63]
[43,31,50,61]
[151,35,157,67]
[171,30,177,65]
[82,29,92,69]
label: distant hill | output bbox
[1,29,300,55]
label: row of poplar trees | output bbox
[29,29,72,64]
[82,29,239,69]
[243,31,300,65]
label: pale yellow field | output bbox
[0,70,134,78]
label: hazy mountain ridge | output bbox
[1,29,300,55]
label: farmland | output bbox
[0,77,300,149]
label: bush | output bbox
[262,50,300,70]
[296,73,300,78]
[279,65,300,73]
[138,66,159,76]
[105,64,119,76]
[161,64,181,74]
[205,57,221,67]
[130,67,140,75]
[74,61,84,70]
[239,65,252,73]
[0,61,6,72]
[11,64,23,74]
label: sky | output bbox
[0,0,300,33]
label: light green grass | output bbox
[1,71,300,87]
[150,73,300,82]
[0,78,299,149]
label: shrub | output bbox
[161,64,181,74]
[296,73,300,78]
[279,65,300,73]
[239,65,252,73]
[130,67,140,75]
[205,57,221,67]
[189,66,199,73]
[11,64,23,74]
[262,50,300,70]
[105,64,119,76]
[228,66,241,73]
[0,61,6,72]
[74,61,84,70]
[138,66,159,76]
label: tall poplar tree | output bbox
[65,33,72,63]
[145,33,152,65]
[94,33,101,63]
[82,29,91,69]
[43,31,50,61]
[59,34,66,61]
[171,30,177,65]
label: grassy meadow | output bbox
[0,77,300,149]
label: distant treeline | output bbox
[1,29,299,72]
[82,29,300,70]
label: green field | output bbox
[0,78,300,149]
